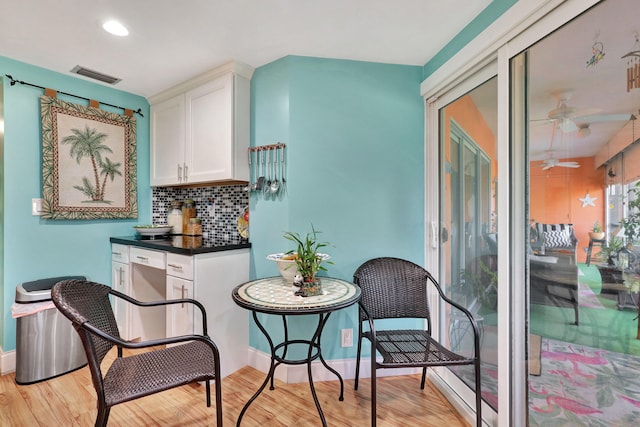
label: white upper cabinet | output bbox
[149,61,253,186]
[150,95,186,185]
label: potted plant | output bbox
[621,181,640,247]
[598,236,624,266]
[283,225,333,296]
[589,221,605,240]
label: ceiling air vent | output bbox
[70,65,121,85]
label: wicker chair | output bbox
[353,257,482,427]
[51,279,222,427]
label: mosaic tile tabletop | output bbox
[233,276,360,314]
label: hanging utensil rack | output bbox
[247,143,287,196]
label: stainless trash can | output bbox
[15,276,87,385]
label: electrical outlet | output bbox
[341,328,353,347]
[207,199,215,217]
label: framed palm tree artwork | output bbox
[40,95,137,219]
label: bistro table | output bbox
[232,276,361,427]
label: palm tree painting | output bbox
[40,95,137,219]
[61,125,122,203]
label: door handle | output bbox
[431,221,438,248]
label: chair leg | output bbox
[371,350,377,427]
[354,335,362,390]
[215,378,223,427]
[95,403,110,427]
[420,367,427,389]
[475,360,482,427]
[206,379,211,407]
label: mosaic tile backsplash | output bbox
[152,185,249,242]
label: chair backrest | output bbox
[534,223,577,247]
[353,257,430,321]
[51,279,120,395]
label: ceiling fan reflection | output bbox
[532,89,633,133]
[541,158,581,170]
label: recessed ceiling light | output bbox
[102,20,129,37]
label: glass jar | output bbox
[167,200,183,234]
[182,199,196,234]
[186,217,202,236]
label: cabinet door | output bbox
[111,261,131,340]
[185,73,233,183]
[151,94,186,186]
[166,275,194,339]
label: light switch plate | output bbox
[32,198,43,216]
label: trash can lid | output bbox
[15,276,86,303]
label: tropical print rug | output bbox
[453,337,640,425]
[529,338,640,426]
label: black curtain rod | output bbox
[4,74,144,117]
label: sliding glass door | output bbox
[522,1,640,425]
[436,72,498,425]
[424,1,640,425]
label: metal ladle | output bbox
[264,147,272,194]
[279,145,286,194]
[269,146,280,194]
[255,149,265,191]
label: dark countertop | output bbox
[110,235,251,255]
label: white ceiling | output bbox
[0,0,491,98]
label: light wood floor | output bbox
[0,349,469,426]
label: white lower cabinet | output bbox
[111,243,249,378]
[111,244,132,340]
[192,250,250,378]
[166,275,194,339]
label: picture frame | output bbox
[40,95,137,219]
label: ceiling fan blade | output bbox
[567,107,601,118]
[573,113,634,123]
[556,162,580,168]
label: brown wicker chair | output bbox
[51,279,222,427]
[353,257,482,427]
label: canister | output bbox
[181,199,196,234]
[167,200,183,234]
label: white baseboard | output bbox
[1,348,16,375]
[246,347,420,384]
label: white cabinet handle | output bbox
[177,164,182,182]
[136,256,148,262]
[181,285,185,308]
[112,251,122,256]
[167,263,183,270]
[183,164,188,182]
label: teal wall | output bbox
[1,56,150,351]
[249,56,424,359]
